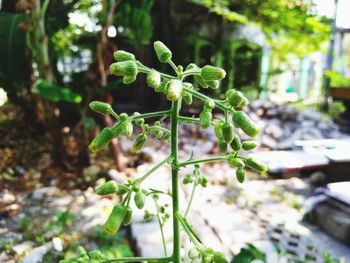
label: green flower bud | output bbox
[236,167,245,183]
[154,129,163,139]
[233,111,260,138]
[89,101,113,115]
[214,120,225,140]
[183,91,193,105]
[119,113,128,121]
[133,112,144,126]
[113,50,135,61]
[134,190,146,209]
[194,74,209,88]
[200,110,212,129]
[203,255,213,263]
[182,82,193,105]
[153,82,165,93]
[133,133,147,152]
[201,65,226,81]
[203,248,214,255]
[121,121,133,137]
[109,61,138,77]
[115,184,129,195]
[188,247,201,259]
[213,251,228,263]
[185,63,197,70]
[221,122,234,143]
[242,141,257,151]
[199,176,208,187]
[166,80,183,101]
[230,133,241,151]
[144,210,154,222]
[104,205,127,234]
[123,207,133,226]
[182,177,190,184]
[88,250,104,260]
[238,97,249,108]
[218,140,227,154]
[77,246,87,256]
[183,174,193,184]
[227,90,246,108]
[147,70,161,89]
[153,41,172,63]
[204,99,215,110]
[225,89,235,98]
[207,80,219,89]
[123,75,137,84]
[96,180,118,195]
[89,127,115,152]
[245,157,268,173]
[228,156,245,168]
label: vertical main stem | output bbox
[171,100,181,263]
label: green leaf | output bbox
[232,244,266,263]
[35,79,82,103]
[0,12,26,82]
[0,12,26,103]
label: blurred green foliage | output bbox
[0,12,27,105]
[326,70,350,87]
[0,0,332,169]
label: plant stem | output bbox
[111,110,171,130]
[178,155,229,167]
[154,198,168,257]
[101,257,172,263]
[178,116,200,124]
[171,100,181,263]
[147,126,171,134]
[168,60,178,74]
[178,116,216,125]
[137,62,176,79]
[183,86,232,112]
[175,212,201,247]
[182,69,201,77]
[137,156,173,183]
[184,180,198,218]
[131,110,172,120]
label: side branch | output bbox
[137,156,173,183]
[183,86,232,112]
[178,155,229,167]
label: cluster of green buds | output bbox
[88,105,169,154]
[93,178,154,235]
[83,40,268,263]
[188,247,228,263]
[59,246,107,263]
[183,164,208,187]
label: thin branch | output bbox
[178,155,229,167]
[137,156,173,183]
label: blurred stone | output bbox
[12,241,35,255]
[32,187,58,200]
[21,242,52,263]
[83,164,101,179]
[108,169,127,184]
[52,237,63,252]
[265,121,283,139]
[0,190,15,207]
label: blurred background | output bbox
[0,0,350,262]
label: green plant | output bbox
[232,244,266,263]
[63,41,267,262]
[326,70,350,88]
[328,101,346,120]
